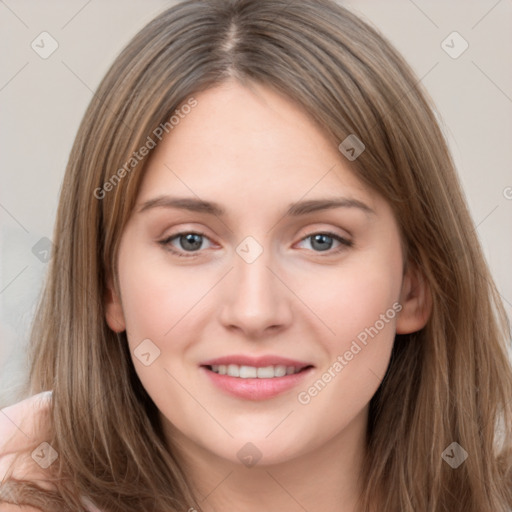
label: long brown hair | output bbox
[2,0,511,510]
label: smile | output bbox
[208,364,306,378]
[200,357,314,400]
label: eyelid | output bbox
[295,231,353,252]
[158,230,215,258]
[158,229,353,258]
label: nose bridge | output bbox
[218,236,292,334]
[232,241,279,309]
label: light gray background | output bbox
[1,0,511,409]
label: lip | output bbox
[200,354,312,369]
[200,354,314,401]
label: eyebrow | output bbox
[137,195,375,217]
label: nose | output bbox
[218,246,293,339]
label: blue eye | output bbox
[159,232,212,257]
[159,231,352,258]
[297,232,353,253]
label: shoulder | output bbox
[0,393,103,512]
[0,392,53,458]
[0,392,54,492]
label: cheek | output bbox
[117,247,210,346]
[293,251,402,415]
[293,253,402,347]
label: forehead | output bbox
[137,80,376,212]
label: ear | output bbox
[104,275,126,333]
[396,262,432,334]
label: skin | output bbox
[106,80,430,512]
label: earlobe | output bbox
[104,276,126,333]
[395,263,432,335]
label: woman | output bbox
[1,0,511,510]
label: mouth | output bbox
[199,355,314,400]
[203,363,313,379]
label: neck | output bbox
[165,407,369,512]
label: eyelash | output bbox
[158,231,353,258]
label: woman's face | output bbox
[106,80,424,467]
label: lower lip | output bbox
[201,366,313,400]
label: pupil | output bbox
[311,234,332,251]
[178,234,333,252]
[180,233,202,251]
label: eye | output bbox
[159,232,213,257]
[159,230,353,258]
[296,232,353,253]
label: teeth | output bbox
[256,366,275,378]
[239,365,258,378]
[274,365,287,377]
[227,364,239,377]
[209,364,303,378]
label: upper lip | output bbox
[200,354,313,370]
